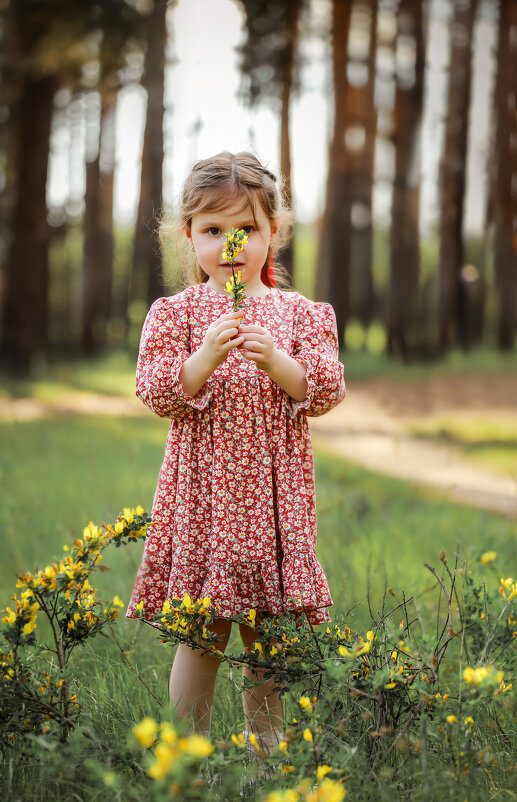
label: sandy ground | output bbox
[309,375,517,519]
[2,374,516,518]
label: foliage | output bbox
[1,501,515,799]
[0,507,151,744]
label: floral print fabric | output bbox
[126,283,346,626]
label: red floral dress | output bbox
[126,283,346,626]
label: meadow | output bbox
[1,352,516,800]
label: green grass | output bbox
[1,413,516,800]
[406,414,517,478]
[1,414,515,633]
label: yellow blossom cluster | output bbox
[264,776,346,802]
[132,717,213,781]
[463,664,511,693]
[499,576,517,601]
[221,228,248,263]
[480,551,497,564]
[338,630,374,658]
[2,590,40,637]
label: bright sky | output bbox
[48,0,495,235]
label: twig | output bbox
[108,624,162,706]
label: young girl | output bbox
[126,151,346,755]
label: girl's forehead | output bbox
[194,200,264,223]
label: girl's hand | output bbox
[238,324,277,371]
[200,311,245,369]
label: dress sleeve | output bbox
[288,298,346,418]
[135,296,212,420]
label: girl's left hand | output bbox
[238,324,277,371]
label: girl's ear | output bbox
[184,227,192,241]
[270,219,279,238]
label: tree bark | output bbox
[437,0,478,352]
[132,0,168,312]
[82,93,115,355]
[278,0,301,282]
[0,73,58,374]
[492,0,517,351]
[316,0,353,348]
[387,0,425,359]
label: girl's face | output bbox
[185,198,278,296]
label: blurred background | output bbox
[0,0,516,374]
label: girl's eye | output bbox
[242,225,254,234]
[207,227,221,235]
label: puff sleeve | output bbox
[135,296,212,419]
[288,298,346,418]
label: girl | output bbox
[126,151,346,755]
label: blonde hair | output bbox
[159,151,294,289]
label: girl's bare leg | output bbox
[239,621,284,755]
[169,616,232,736]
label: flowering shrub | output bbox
[0,507,151,744]
[128,551,516,800]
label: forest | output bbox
[0,0,516,375]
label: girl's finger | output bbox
[225,335,244,350]
[238,325,267,334]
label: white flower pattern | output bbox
[126,283,346,626]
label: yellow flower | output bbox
[317,765,333,780]
[114,521,124,534]
[480,551,496,564]
[464,716,474,731]
[136,505,144,516]
[446,715,457,724]
[299,695,313,713]
[263,791,299,802]
[231,732,246,748]
[303,728,313,742]
[247,608,256,627]
[112,596,124,608]
[133,717,158,748]
[159,721,177,745]
[317,778,347,801]
[136,600,144,613]
[184,734,213,757]
[279,740,288,753]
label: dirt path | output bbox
[2,374,516,518]
[309,376,517,519]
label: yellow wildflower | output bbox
[299,695,313,713]
[303,728,313,743]
[112,596,124,608]
[184,734,213,757]
[480,551,496,564]
[133,717,158,748]
[446,715,457,724]
[317,765,333,780]
[231,732,246,748]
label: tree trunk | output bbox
[316,0,353,348]
[387,0,425,360]
[492,0,517,351]
[437,0,478,352]
[132,0,168,312]
[82,92,115,355]
[278,0,301,283]
[0,73,58,374]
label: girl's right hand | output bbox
[200,311,245,368]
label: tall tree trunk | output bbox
[278,0,301,282]
[387,0,425,360]
[82,92,115,355]
[316,0,353,348]
[437,0,478,352]
[492,0,517,351]
[0,73,58,374]
[132,0,168,312]
[349,0,377,335]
